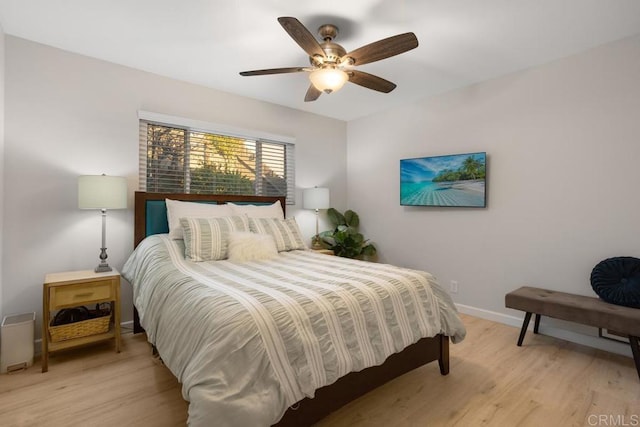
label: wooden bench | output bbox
[505,286,640,380]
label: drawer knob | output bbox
[74,292,93,298]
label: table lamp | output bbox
[78,174,127,272]
[303,187,330,249]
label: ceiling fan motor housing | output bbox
[310,41,346,67]
[308,24,346,68]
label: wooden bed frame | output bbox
[132,191,450,426]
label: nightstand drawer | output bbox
[50,280,114,309]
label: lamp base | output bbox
[95,263,112,273]
[95,247,112,273]
[310,235,324,250]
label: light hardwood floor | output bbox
[0,314,637,426]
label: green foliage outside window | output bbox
[144,123,289,199]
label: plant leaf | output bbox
[321,236,336,246]
[344,210,359,228]
[333,232,347,244]
[327,208,346,226]
[362,244,377,256]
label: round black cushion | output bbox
[590,256,640,308]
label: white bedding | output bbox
[122,234,466,426]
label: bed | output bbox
[124,191,466,426]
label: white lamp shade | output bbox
[309,69,348,94]
[78,175,127,210]
[303,187,330,210]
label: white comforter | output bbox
[122,235,466,426]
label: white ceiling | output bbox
[1,0,640,121]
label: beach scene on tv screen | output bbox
[400,153,486,207]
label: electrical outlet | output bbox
[450,280,459,294]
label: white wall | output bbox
[2,36,347,337]
[348,35,640,354]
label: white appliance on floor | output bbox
[1,312,36,373]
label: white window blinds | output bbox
[139,119,295,204]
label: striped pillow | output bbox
[180,216,248,261]
[249,218,307,252]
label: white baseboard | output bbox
[456,303,633,358]
[120,320,134,332]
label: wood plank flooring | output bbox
[0,314,637,426]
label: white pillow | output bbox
[227,201,284,220]
[227,232,278,263]
[248,217,307,252]
[180,216,249,262]
[166,198,233,240]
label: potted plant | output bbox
[319,208,377,259]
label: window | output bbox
[138,116,295,204]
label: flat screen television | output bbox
[400,152,486,207]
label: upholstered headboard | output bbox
[134,191,286,247]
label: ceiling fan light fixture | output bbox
[309,68,348,94]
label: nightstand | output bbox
[42,269,121,372]
[311,249,335,256]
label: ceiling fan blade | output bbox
[348,70,397,93]
[278,17,326,59]
[239,67,307,76]
[304,85,322,102]
[345,32,418,66]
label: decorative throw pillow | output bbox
[227,232,278,263]
[227,201,284,220]
[248,217,307,252]
[590,256,640,308]
[166,199,234,240]
[180,216,248,262]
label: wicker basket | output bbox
[49,315,111,342]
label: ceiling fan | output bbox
[239,17,419,102]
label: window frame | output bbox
[138,111,295,204]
